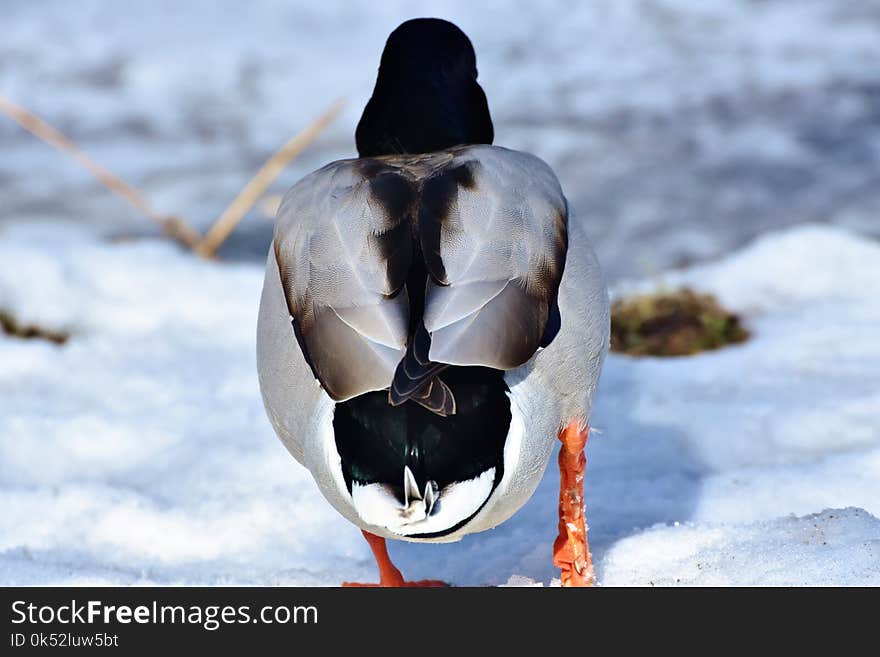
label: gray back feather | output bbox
[272,145,568,403]
[421,146,567,368]
[273,162,409,401]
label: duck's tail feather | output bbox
[388,323,455,416]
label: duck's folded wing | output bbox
[272,161,410,401]
[422,147,568,370]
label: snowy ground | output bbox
[4,0,880,280]
[1,223,878,586]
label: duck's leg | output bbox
[553,421,595,587]
[342,530,447,587]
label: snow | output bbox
[602,509,880,587]
[1,222,879,586]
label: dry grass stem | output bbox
[195,98,346,258]
[0,93,202,249]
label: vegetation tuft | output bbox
[610,287,749,357]
[0,310,69,345]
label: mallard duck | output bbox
[257,18,609,586]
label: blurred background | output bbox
[3,0,880,586]
[4,0,879,280]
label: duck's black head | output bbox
[356,18,494,157]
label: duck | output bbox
[257,17,609,587]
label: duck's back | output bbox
[272,144,568,402]
[259,144,582,539]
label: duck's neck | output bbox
[355,71,494,157]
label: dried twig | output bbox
[0,93,202,249]
[195,98,346,258]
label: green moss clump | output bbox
[610,287,749,357]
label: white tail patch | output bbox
[351,467,496,536]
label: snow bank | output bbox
[0,222,878,585]
[0,222,357,586]
[602,508,880,586]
